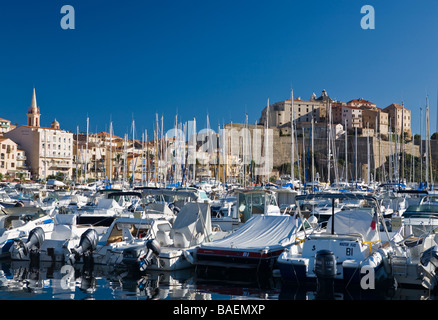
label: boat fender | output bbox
[377,248,392,275]
[308,215,318,228]
[68,228,99,265]
[183,250,195,264]
[14,201,24,207]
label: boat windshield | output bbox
[420,196,438,205]
[403,204,438,219]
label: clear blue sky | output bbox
[0,0,437,138]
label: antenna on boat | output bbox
[331,197,335,235]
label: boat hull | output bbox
[147,248,196,271]
[277,256,389,287]
[195,247,285,272]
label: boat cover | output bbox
[170,202,212,246]
[96,198,122,209]
[145,202,175,215]
[199,215,298,252]
[325,209,379,243]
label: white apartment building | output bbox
[0,118,14,135]
[341,105,363,130]
[4,89,74,180]
[5,124,74,180]
[0,138,17,176]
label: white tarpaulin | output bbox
[200,215,298,251]
[97,198,122,209]
[170,202,212,246]
[326,209,379,243]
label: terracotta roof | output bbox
[343,105,362,110]
[347,98,375,105]
[384,103,406,110]
[95,132,123,139]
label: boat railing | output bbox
[310,232,364,241]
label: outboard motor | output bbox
[68,228,99,265]
[140,239,161,271]
[139,239,161,271]
[168,203,180,215]
[421,245,438,271]
[313,250,336,299]
[122,239,161,272]
[14,227,45,261]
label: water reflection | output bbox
[0,260,434,301]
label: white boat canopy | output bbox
[325,209,379,243]
[170,202,212,247]
[200,215,299,252]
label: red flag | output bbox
[370,212,377,230]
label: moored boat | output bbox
[277,193,394,289]
[195,214,314,273]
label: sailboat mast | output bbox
[427,96,434,189]
[401,102,405,184]
[109,121,113,185]
[374,116,377,184]
[345,119,348,183]
[327,100,331,184]
[193,117,197,184]
[420,107,423,184]
[146,129,149,185]
[265,99,270,184]
[155,113,158,187]
[367,122,370,185]
[76,125,79,184]
[291,89,295,185]
[85,116,89,183]
[132,118,135,186]
[354,126,357,184]
[426,99,429,189]
[311,117,315,187]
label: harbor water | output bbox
[0,259,434,301]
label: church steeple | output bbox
[27,88,41,127]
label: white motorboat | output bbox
[210,189,282,232]
[382,215,438,291]
[401,202,438,236]
[10,213,107,263]
[147,202,228,271]
[67,216,163,271]
[0,190,22,208]
[62,197,128,227]
[0,206,54,258]
[195,213,315,273]
[277,193,395,289]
